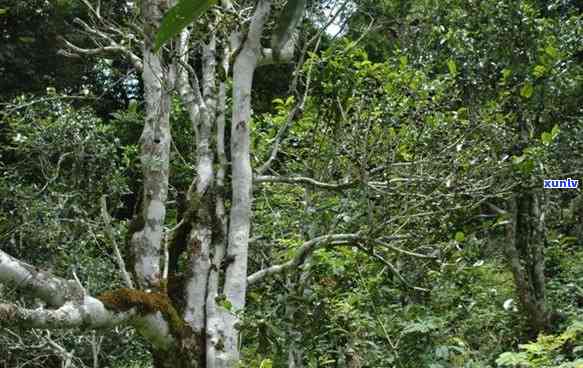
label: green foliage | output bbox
[1,0,583,367]
[0,97,151,368]
[497,321,583,367]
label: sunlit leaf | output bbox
[17,36,36,43]
[259,359,273,368]
[520,83,534,98]
[533,65,546,78]
[544,45,558,58]
[447,59,457,75]
[454,231,465,242]
[541,132,552,146]
[154,0,216,52]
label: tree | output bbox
[2,0,582,367]
[1,0,338,366]
[0,1,448,365]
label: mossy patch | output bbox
[97,288,190,339]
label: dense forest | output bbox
[0,0,582,367]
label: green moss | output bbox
[97,288,189,339]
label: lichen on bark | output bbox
[97,288,189,339]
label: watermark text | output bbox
[543,178,579,189]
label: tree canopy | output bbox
[0,0,582,367]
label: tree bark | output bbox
[506,190,549,336]
[131,0,172,291]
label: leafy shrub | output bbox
[497,321,583,367]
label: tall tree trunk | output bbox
[506,189,549,336]
[131,0,171,291]
[220,1,274,364]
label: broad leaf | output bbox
[447,58,457,75]
[154,0,216,52]
[520,82,534,98]
[455,231,465,242]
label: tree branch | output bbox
[355,243,429,292]
[0,298,133,330]
[255,105,301,175]
[254,174,434,191]
[373,239,437,259]
[258,45,295,65]
[100,196,135,289]
[0,251,177,349]
[59,16,143,71]
[0,249,83,308]
[254,175,359,190]
[247,233,362,285]
[247,0,273,46]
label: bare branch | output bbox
[59,17,143,71]
[79,0,102,21]
[59,38,125,56]
[486,202,508,215]
[175,28,205,113]
[355,244,429,292]
[254,173,438,191]
[254,175,359,190]
[247,233,362,285]
[100,196,135,289]
[373,239,437,259]
[255,105,301,174]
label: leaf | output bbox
[520,83,534,98]
[454,231,465,242]
[496,352,529,366]
[447,59,457,75]
[154,0,217,52]
[533,65,546,78]
[512,154,526,165]
[399,55,408,69]
[259,359,273,368]
[215,294,232,311]
[502,68,512,79]
[545,45,559,58]
[541,132,553,146]
[0,8,8,16]
[17,36,36,43]
[435,345,450,359]
[541,125,560,146]
[551,124,560,139]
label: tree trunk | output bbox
[3,1,306,367]
[152,341,201,368]
[506,190,549,336]
[131,0,172,291]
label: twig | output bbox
[100,196,135,289]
